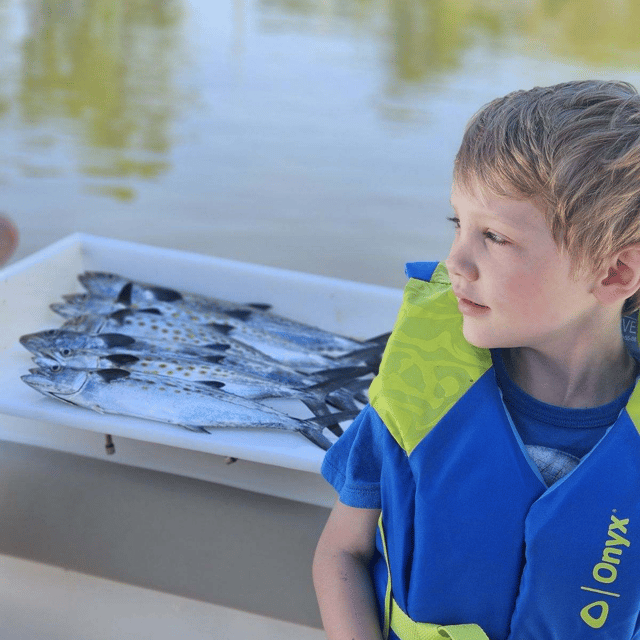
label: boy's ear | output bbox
[594,245,640,305]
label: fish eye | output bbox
[51,364,61,372]
[61,348,71,356]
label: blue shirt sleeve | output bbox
[321,404,385,509]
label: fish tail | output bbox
[331,345,385,371]
[300,399,343,436]
[306,410,359,427]
[308,364,371,382]
[362,331,391,347]
[325,390,359,413]
[303,366,371,395]
[301,367,370,414]
[353,390,368,404]
[297,427,333,451]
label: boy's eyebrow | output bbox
[448,199,541,234]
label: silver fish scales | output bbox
[77,271,386,357]
[21,366,350,450]
[19,329,368,418]
[60,308,373,373]
[52,294,385,364]
[19,268,382,449]
[18,329,367,388]
[29,348,363,429]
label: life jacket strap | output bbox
[378,514,490,640]
[389,599,490,640]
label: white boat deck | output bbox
[1,554,326,640]
[0,236,402,636]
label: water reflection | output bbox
[4,0,640,286]
[19,0,184,199]
[527,0,640,65]
[12,0,640,204]
[263,0,640,81]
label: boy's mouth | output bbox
[456,295,490,315]
[452,288,489,312]
[462,298,488,309]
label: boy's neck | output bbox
[502,336,638,409]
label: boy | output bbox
[313,80,640,640]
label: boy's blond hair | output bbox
[454,80,640,313]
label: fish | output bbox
[52,294,389,364]
[77,271,387,356]
[18,329,364,385]
[19,269,386,450]
[19,329,370,415]
[60,308,377,373]
[59,310,299,362]
[29,350,369,434]
[21,365,356,450]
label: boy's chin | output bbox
[461,324,510,350]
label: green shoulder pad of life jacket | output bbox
[626,315,640,433]
[369,262,492,456]
[626,383,640,433]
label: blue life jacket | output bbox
[366,262,640,640]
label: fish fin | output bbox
[197,380,225,389]
[100,333,137,348]
[203,355,226,364]
[225,309,253,322]
[96,369,131,382]
[49,303,74,318]
[306,410,359,427]
[138,308,163,315]
[109,309,133,324]
[105,354,139,366]
[208,323,234,335]
[203,343,231,351]
[149,286,182,302]
[182,424,210,434]
[116,282,133,305]
[296,427,333,451]
[247,303,272,311]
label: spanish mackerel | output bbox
[52,295,388,363]
[19,329,368,413]
[60,308,374,373]
[18,329,368,387]
[21,366,352,450]
[77,271,386,355]
[30,349,362,418]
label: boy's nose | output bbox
[445,241,479,282]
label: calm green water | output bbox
[3,0,640,287]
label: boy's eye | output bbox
[447,216,460,228]
[484,230,508,245]
[447,216,508,246]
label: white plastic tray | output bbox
[0,234,402,501]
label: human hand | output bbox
[0,215,18,266]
